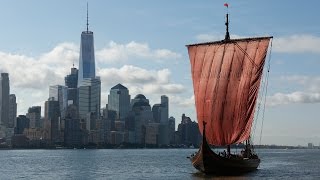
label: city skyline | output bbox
[0,1,319,146]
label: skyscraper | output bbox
[49,85,68,118]
[160,95,169,124]
[78,77,101,120]
[44,97,60,143]
[108,84,130,121]
[77,6,95,86]
[8,94,17,128]
[0,73,9,126]
[65,67,78,106]
[26,106,41,128]
[77,5,101,121]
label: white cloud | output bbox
[267,91,320,106]
[98,65,185,95]
[170,95,195,107]
[0,42,185,115]
[96,41,182,63]
[273,35,320,54]
[267,75,320,106]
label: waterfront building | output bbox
[64,105,82,147]
[26,106,41,128]
[145,123,160,145]
[8,94,17,128]
[44,98,60,143]
[78,77,101,120]
[15,115,30,134]
[77,8,96,86]
[65,67,78,105]
[160,95,169,124]
[130,94,154,144]
[153,95,169,145]
[77,8,101,121]
[108,84,130,121]
[168,116,176,144]
[49,85,68,119]
[0,73,9,127]
[177,114,201,146]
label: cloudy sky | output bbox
[0,0,319,146]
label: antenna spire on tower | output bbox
[86,2,89,32]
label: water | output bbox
[0,148,319,179]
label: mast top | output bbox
[86,2,89,32]
[224,3,230,41]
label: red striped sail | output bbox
[187,37,272,146]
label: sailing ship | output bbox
[186,8,272,175]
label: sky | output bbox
[0,0,320,146]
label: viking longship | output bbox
[186,6,272,175]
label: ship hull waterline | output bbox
[190,139,260,175]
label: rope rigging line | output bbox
[259,39,273,145]
[233,42,259,69]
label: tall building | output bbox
[77,8,95,86]
[15,115,30,134]
[152,95,169,145]
[177,114,201,147]
[152,95,169,124]
[130,94,154,144]
[77,7,101,121]
[26,106,41,128]
[44,98,60,143]
[0,73,9,126]
[65,67,78,106]
[160,95,169,124]
[168,116,175,144]
[8,94,17,128]
[64,104,82,147]
[108,84,130,121]
[78,77,101,120]
[49,85,68,118]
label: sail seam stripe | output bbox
[216,44,228,145]
[234,41,249,143]
[204,45,218,143]
[200,45,209,127]
[238,40,260,143]
[221,44,236,144]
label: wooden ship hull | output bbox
[190,138,260,175]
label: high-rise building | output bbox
[65,67,78,105]
[130,94,154,144]
[152,96,169,124]
[108,84,130,121]
[177,114,201,147]
[168,116,175,144]
[77,8,95,86]
[49,85,68,118]
[77,7,101,121]
[15,115,30,134]
[78,77,101,120]
[152,104,161,123]
[160,95,169,124]
[44,98,60,143]
[0,73,9,126]
[152,95,169,145]
[8,94,17,128]
[26,106,41,128]
[64,104,82,147]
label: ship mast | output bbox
[224,3,230,41]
